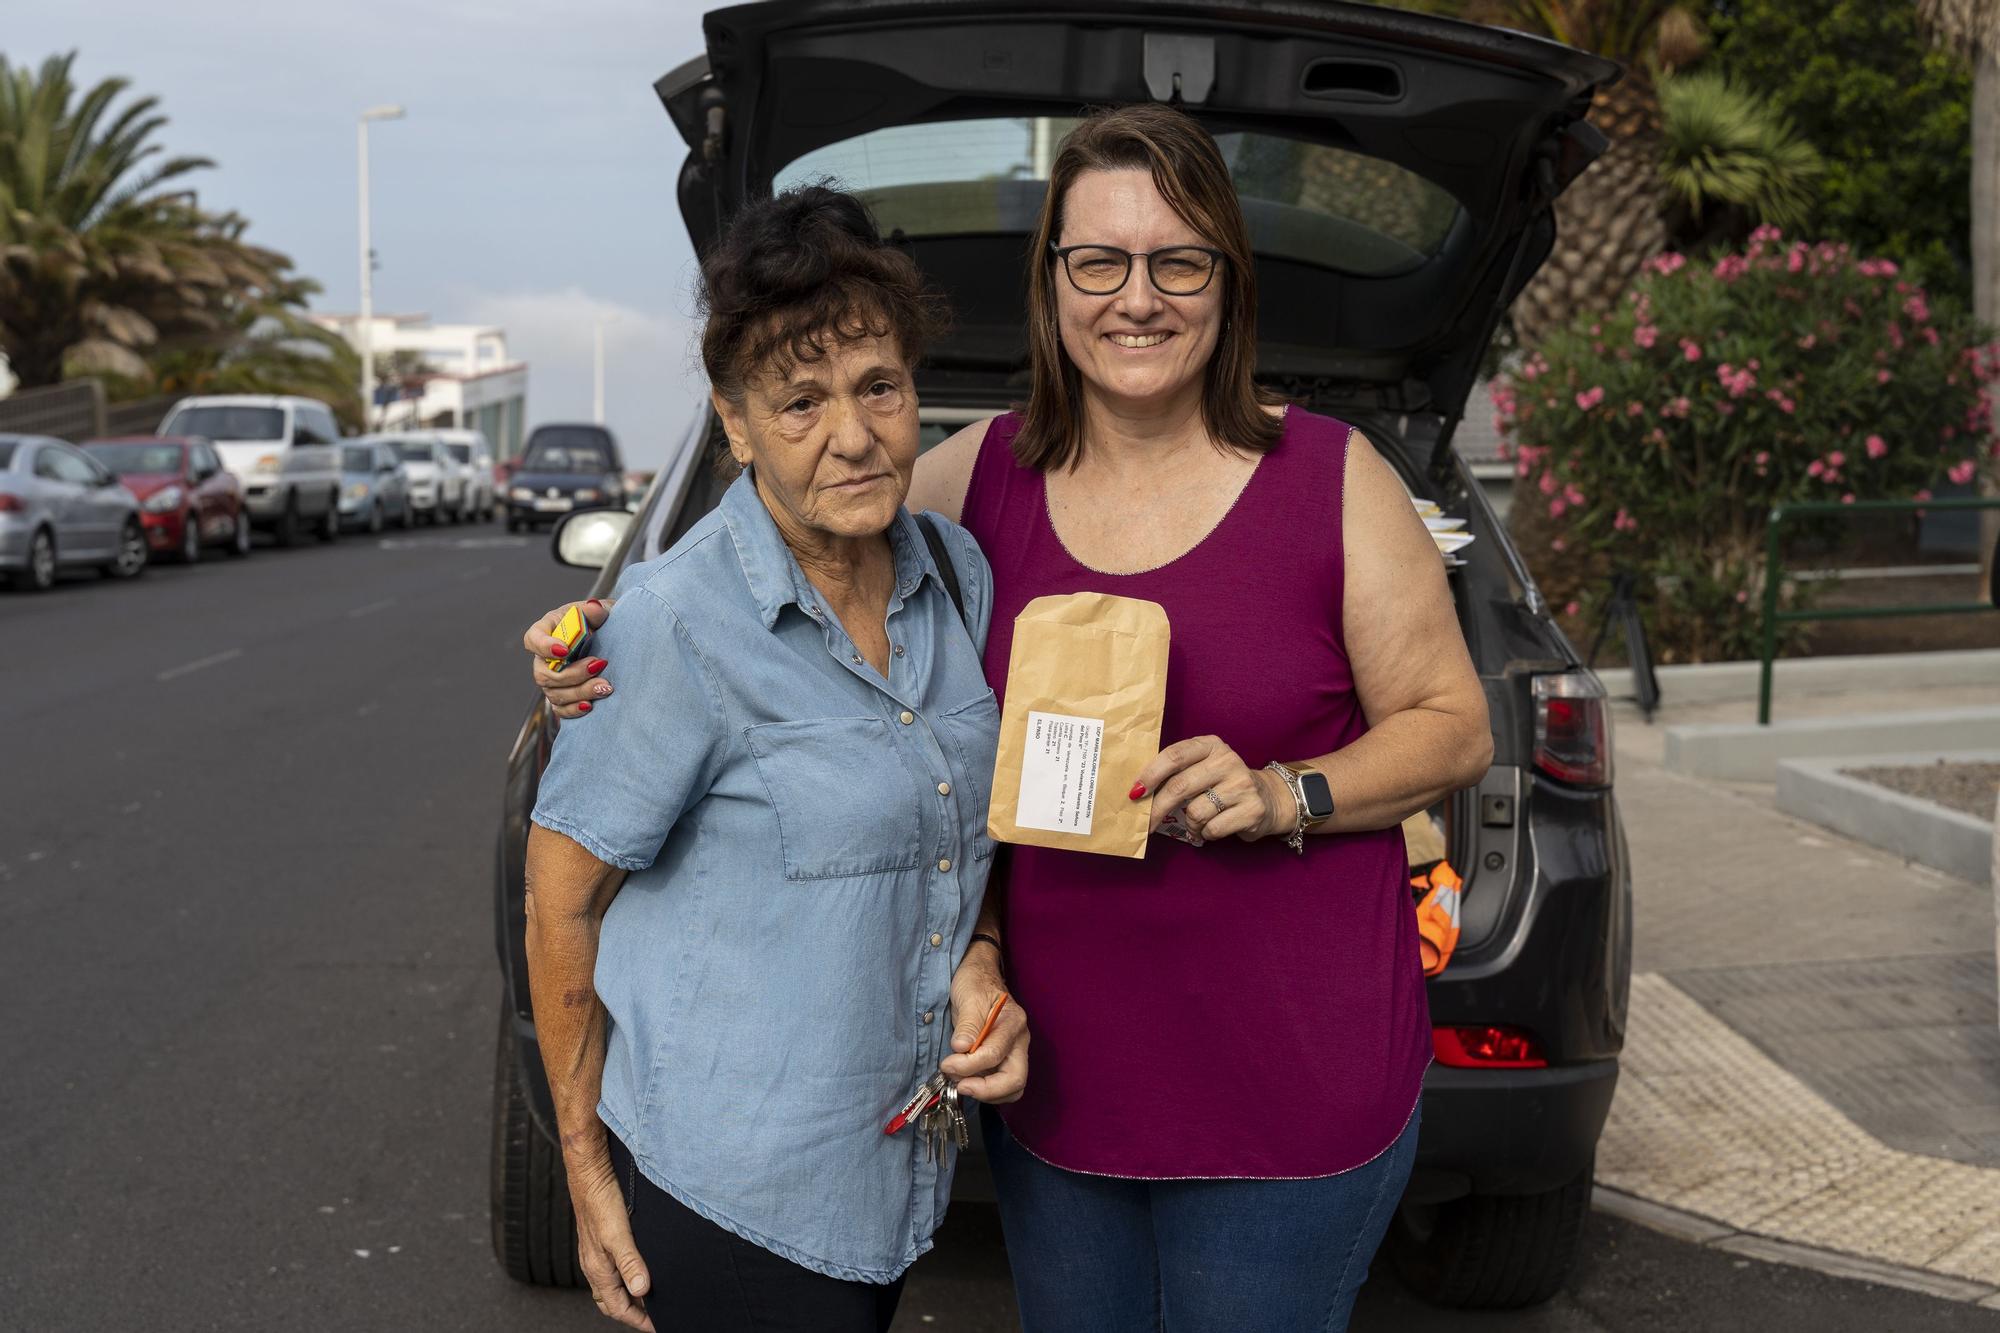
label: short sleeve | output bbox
[530,587,722,871]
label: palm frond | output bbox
[1659,70,1822,229]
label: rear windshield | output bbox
[342,446,376,470]
[444,443,472,463]
[523,429,615,473]
[85,442,184,474]
[394,441,434,462]
[165,405,285,442]
[776,117,1460,278]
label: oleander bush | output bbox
[1494,226,1999,663]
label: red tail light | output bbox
[0,495,21,512]
[1533,672,1611,787]
[1432,1024,1548,1069]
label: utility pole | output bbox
[357,105,406,432]
[593,314,610,425]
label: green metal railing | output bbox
[1758,497,2000,725]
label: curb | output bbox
[1775,751,1997,886]
[1662,706,2000,782]
[1598,647,2000,707]
[1592,1186,2000,1306]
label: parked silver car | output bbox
[157,394,344,546]
[384,433,465,524]
[339,439,413,532]
[0,433,147,591]
[435,428,497,522]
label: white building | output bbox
[312,313,530,459]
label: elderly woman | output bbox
[524,185,1027,1333]
[529,106,1490,1332]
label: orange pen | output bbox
[882,992,1010,1135]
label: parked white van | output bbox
[158,395,345,546]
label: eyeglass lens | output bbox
[1062,247,1217,296]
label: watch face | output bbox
[1300,770,1335,821]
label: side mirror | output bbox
[553,508,634,570]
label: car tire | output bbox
[180,513,202,564]
[103,518,147,580]
[273,498,301,548]
[506,515,522,534]
[398,500,412,530]
[369,501,385,535]
[1387,1159,1593,1309]
[227,509,252,558]
[490,1003,582,1289]
[13,526,57,591]
[318,499,340,543]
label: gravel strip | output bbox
[1841,761,2000,821]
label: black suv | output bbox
[492,0,1630,1310]
[503,423,626,533]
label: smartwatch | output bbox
[1266,761,1336,853]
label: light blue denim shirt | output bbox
[530,470,998,1283]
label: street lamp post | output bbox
[592,314,609,425]
[357,105,406,432]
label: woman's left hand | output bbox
[1135,735,1295,843]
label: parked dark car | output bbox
[490,0,1630,1309]
[83,436,252,563]
[502,424,625,533]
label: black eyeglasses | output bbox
[1050,244,1226,296]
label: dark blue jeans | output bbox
[983,1104,1419,1333]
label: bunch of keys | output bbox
[883,992,1009,1162]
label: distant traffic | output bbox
[0,394,636,591]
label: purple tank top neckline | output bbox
[958,406,1432,1180]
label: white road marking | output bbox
[347,597,398,619]
[374,536,527,551]
[157,648,243,681]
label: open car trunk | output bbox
[656,0,1617,448]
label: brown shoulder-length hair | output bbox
[1015,104,1285,473]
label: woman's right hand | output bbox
[527,599,616,718]
[566,1144,655,1330]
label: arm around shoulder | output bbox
[905,416,997,524]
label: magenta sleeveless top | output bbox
[960,407,1431,1178]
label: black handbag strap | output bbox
[915,511,969,631]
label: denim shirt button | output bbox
[899,710,915,725]
[937,782,951,796]
[893,644,906,657]
[921,1010,935,1025]
[937,858,952,873]
[930,933,943,948]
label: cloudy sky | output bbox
[12,0,720,466]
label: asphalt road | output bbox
[3,528,1995,1332]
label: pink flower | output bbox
[1549,498,1569,519]
[1914,489,1933,501]
[1736,589,1750,604]
[1648,252,1687,276]
[1755,451,1771,465]
[1865,435,1887,459]
[1877,369,1893,384]
[1787,246,1805,273]
[1903,295,1930,322]
[1565,483,1586,506]
[1798,334,1817,350]
[1539,471,1559,495]
[1680,338,1703,362]
[1807,459,1825,478]
[1576,386,1605,411]
[1841,493,1856,504]
[1627,401,1645,417]
[1827,450,1846,468]
[1949,459,1977,485]
[1923,327,1940,346]
[1564,601,1581,618]
[1633,324,1659,349]
[1612,508,1638,533]
[1552,537,1568,553]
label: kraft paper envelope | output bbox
[988,592,1170,858]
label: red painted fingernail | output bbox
[1128,783,1147,800]
[586,658,606,676]
[586,598,603,610]
[550,641,567,656]
[577,700,592,714]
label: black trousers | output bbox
[605,1134,905,1333]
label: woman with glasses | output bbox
[524,105,1492,1332]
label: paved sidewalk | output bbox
[1599,684,2000,1305]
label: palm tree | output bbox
[0,52,351,419]
[1657,70,1824,253]
[1916,0,2000,592]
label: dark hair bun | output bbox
[699,185,949,397]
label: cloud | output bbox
[463,286,703,469]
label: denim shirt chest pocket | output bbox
[744,717,927,880]
[934,689,1001,862]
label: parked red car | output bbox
[82,436,251,563]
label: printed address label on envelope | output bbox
[1015,711,1105,835]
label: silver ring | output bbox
[1204,787,1227,815]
